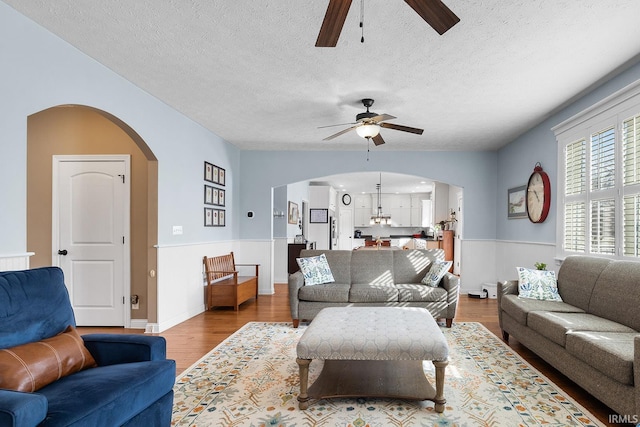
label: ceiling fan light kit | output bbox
[356,123,380,138]
[321,98,424,146]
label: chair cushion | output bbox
[38,359,176,426]
[0,326,96,392]
[565,331,635,385]
[500,294,584,326]
[527,312,636,347]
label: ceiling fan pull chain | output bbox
[360,0,365,43]
[367,138,370,161]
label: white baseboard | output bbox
[129,318,148,329]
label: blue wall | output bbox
[496,59,640,243]
[239,150,498,241]
[0,2,240,252]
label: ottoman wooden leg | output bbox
[296,358,311,410]
[433,360,448,413]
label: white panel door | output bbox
[54,156,129,326]
[338,209,353,250]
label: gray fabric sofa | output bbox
[498,255,640,418]
[289,248,460,328]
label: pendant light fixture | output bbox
[370,173,391,225]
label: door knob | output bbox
[58,249,68,256]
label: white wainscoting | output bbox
[0,253,34,271]
[459,240,497,293]
[458,239,556,293]
[155,240,273,333]
[273,237,289,284]
[495,240,557,281]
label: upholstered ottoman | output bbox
[296,307,449,411]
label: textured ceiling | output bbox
[5,0,640,152]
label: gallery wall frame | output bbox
[204,161,227,226]
[204,185,225,207]
[204,207,226,227]
[204,161,225,186]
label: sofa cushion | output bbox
[0,326,96,392]
[527,312,636,347]
[396,284,447,302]
[350,250,395,286]
[556,256,611,311]
[298,283,350,302]
[516,267,562,301]
[565,331,635,385]
[588,260,640,331]
[392,250,432,283]
[300,250,352,285]
[349,283,399,303]
[296,253,335,286]
[421,260,453,287]
[501,294,584,326]
[38,359,175,426]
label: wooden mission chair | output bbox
[203,252,259,311]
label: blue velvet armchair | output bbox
[0,267,176,426]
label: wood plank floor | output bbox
[78,284,621,426]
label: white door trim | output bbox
[52,155,131,328]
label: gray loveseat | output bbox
[289,248,460,328]
[498,255,639,418]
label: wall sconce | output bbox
[273,209,285,218]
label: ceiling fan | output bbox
[321,98,424,146]
[316,0,460,47]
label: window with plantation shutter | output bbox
[591,127,615,191]
[555,82,640,260]
[565,139,585,196]
[564,202,585,252]
[623,195,640,256]
[623,114,640,185]
[590,199,615,254]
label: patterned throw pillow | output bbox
[421,260,452,287]
[296,253,335,286]
[516,267,563,301]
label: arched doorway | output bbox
[26,105,159,326]
[273,171,462,282]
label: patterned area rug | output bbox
[172,322,604,426]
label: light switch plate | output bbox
[172,225,183,235]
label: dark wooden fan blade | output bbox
[372,134,385,146]
[323,125,358,141]
[316,0,353,47]
[381,122,424,135]
[404,0,460,35]
[369,113,396,123]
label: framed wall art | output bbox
[288,201,299,224]
[310,208,328,223]
[204,162,214,183]
[508,185,527,219]
[204,207,214,226]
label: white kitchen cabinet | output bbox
[390,207,411,227]
[354,194,373,227]
[309,185,337,211]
